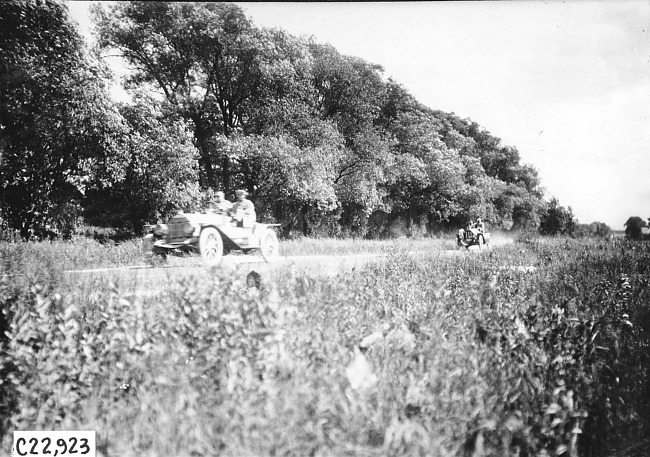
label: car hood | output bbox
[167,212,229,225]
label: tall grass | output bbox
[1,237,145,272]
[1,237,648,456]
[1,234,456,272]
[278,235,456,256]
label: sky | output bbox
[66,1,650,230]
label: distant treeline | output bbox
[0,1,601,239]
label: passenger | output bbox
[214,191,232,215]
[205,191,232,215]
[205,201,217,214]
[475,217,485,233]
[230,189,256,227]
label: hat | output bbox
[476,217,482,222]
[215,191,224,198]
[235,189,248,196]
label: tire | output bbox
[199,227,224,266]
[260,229,279,262]
[477,235,485,249]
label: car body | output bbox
[456,228,490,249]
[143,212,280,265]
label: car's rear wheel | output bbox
[477,235,485,249]
[199,227,224,266]
[260,229,279,262]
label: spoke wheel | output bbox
[260,229,279,262]
[477,235,485,249]
[199,227,224,266]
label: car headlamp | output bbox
[153,224,168,236]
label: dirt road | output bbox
[59,236,519,301]
[63,238,513,293]
[64,241,498,274]
[65,251,429,279]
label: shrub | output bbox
[1,238,649,456]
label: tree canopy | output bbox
[91,2,550,236]
[0,0,122,238]
[539,197,576,236]
[1,1,560,239]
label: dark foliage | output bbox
[540,197,576,236]
[624,217,646,241]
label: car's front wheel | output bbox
[199,227,224,266]
[260,229,279,262]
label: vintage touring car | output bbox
[143,211,280,266]
[456,227,490,249]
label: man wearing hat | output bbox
[230,189,256,227]
[475,217,485,234]
[206,191,232,215]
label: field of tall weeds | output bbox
[1,236,649,456]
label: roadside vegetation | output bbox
[1,2,646,455]
[1,236,648,456]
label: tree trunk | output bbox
[220,120,231,194]
[301,205,312,236]
[193,118,215,188]
[221,156,231,195]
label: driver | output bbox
[205,191,232,215]
[230,189,256,227]
[214,191,232,215]
[466,220,475,240]
[475,217,485,233]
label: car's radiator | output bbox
[166,219,187,243]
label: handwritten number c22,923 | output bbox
[14,433,93,456]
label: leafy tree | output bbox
[228,134,341,236]
[308,43,393,233]
[0,0,118,238]
[624,216,646,240]
[310,43,386,135]
[333,128,393,234]
[242,29,317,138]
[375,79,422,131]
[574,222,613,239]
[83,95,200,234]
[89,2,548,237]
[93,2,304,193]
[539,197,576,236]
[481,145,521,183]
[384,110,465,228]
[590,221,613,239]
